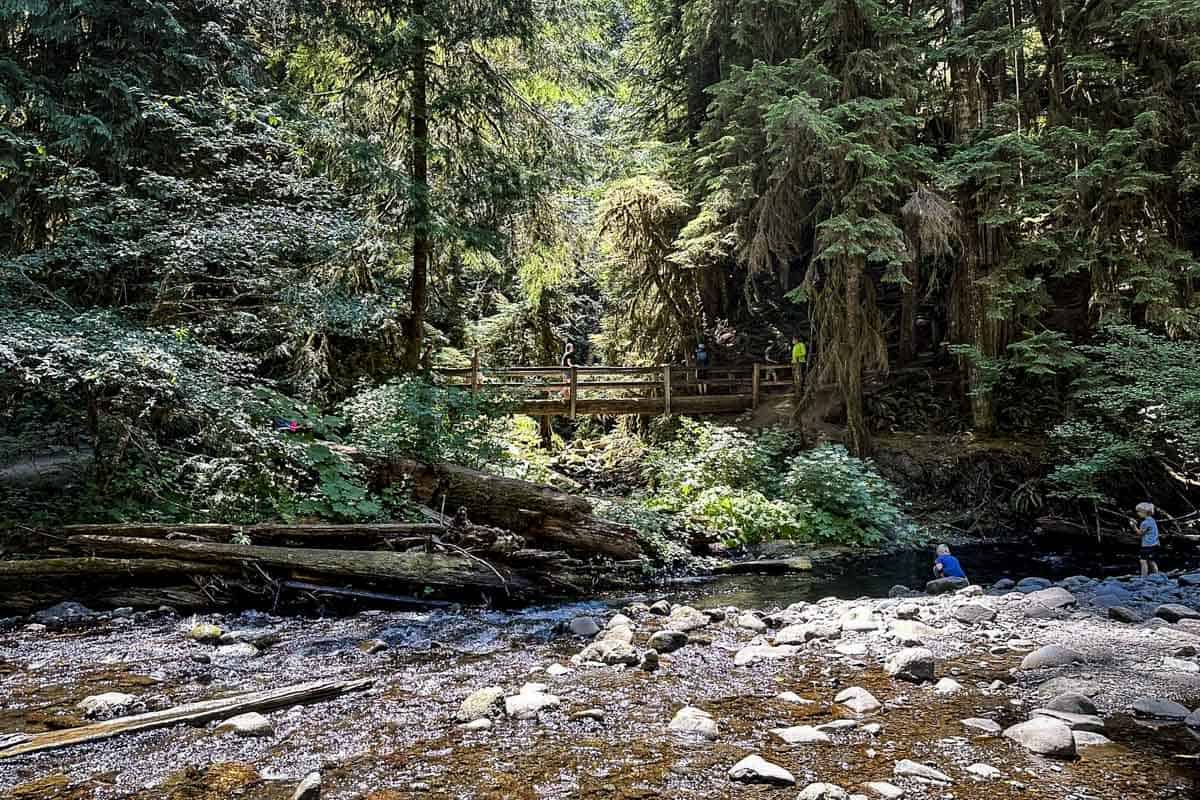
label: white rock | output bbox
[461,718,492,731]
[1073,731,1113,747]
[893,759,951,784]
[884,647,935,682]
[290,772,320,800]
[835,686,882,714]
[734,644,798,666]
[504,688,560,719]
[606,613,634,629]
[776,691,815,705]
[960,717,1002,735]
[771,725,832,744]
[546,663,572,677]
[215,712,273,738]
[966,763,1000,780]
[665,605,710,632]
[835,641,869,657]
[736,612,767,632]
[799,783,849,799]
[669,705,718,739]
[728,754,795,786]
[568,616,600,637]
[862,781,904,799]
[1002,717,1077,757]
[76,692,137,719]
[934,678,963,695]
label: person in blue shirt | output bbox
[1133,501,1160,577]
[933,544,967,581]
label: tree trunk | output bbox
[843,263,871,456]
[898,259,917,364]
[403,0,431,371]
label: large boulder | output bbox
[669,705,719,739]
[926,577,968,595]
[1003,717,1076,758]
[1132,697,1191,720]
[1025,587,1076,610]
[734,644,799,667]
[648,630,689,654]
[884,647,935,682]
[727,755,796,786]
[1019,644,1083,670]
[1156,604,1200,623]
[456,687,505,722]
[1015,577,1053,593]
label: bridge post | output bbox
[470,349,481,394]
[569,366,577,420]
[752,363,761,409]
[663,365,672,415]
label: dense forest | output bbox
[3,0,1200,546]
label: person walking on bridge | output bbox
[559,342,575,401]
[694,342,711,395]
[791,337,808,396]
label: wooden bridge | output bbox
[435,360,800,418]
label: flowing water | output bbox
[1,541,1198,800]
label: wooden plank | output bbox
[0,678,374,760]
[569,365,577,419]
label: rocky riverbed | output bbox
[2,569,1200,799]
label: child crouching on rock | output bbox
[933,544,968,582]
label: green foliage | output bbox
[642,421,911,547]
[341,378,511,468]
[1049,325,1200,503]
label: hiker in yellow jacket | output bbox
[791,338,808,395]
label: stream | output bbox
[2,540,1199,799]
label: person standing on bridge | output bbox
[694,342,711,395]
[791,337,808,396]
[559,342,575,401]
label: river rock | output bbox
[578,639,639,666]
[885,647,935,682]
[1031,708,1105,733]
[736,612,767,632]
[290,772,320,800]
[666,605,710,632]
[546,663,572,677]
[734,644,798,666]
[991,578,1015,591]
[648,630,689,653]
[1002,717,1076,757]
[816,719,859,733]
[216,712,273,737]
[1132,697,1191,720]
[889,619,938,645]
[1026,587,1076,610]
[33,602,96,625]
[1016,577,1053,593]
[1108,606,1140,623]
[649,600,671,615]
[1186,708,1200,728]
[188,622,223,643]
[934,677,963,695]
[607,613,634,629]
[771,724,832,744]
[953,604,996,625]
[895,603,920,620]
[894,759,951,784]
[504,687,560,719]
[704,608,727,623]
[836,686,882,714]
[776,691,815,705]
[1073,731,1113,747]
[774,624,809,645]
[798,783,848,799]
[840,607,882,632]
[966,763,1001,780]
[1163,657,1200,673]
[1179,572,1200,587]
[669,705,719,739]
[1156,604,1200,623]
[602,625,634,644]
[213,642,259,661]
[1044,692,1097,715]
[640,650,660,671]
[1019,644,1083,670]
[1037,677,1100,698]
[862,781,903,798]
[835,641,869,657]
[76,692,138,719]
[457,687,505,721]
[889,585,919,598]
[568,616,601,637]
[926,577,968,595]
[961,717,1002,735]
[461,718,492,731]
[727,754,795,786]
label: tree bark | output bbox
[403,0,432,371]
[842,262,871,456]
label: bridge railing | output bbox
[434,357,801,417]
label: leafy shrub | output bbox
[645,419,794,505]
[341,377,511,467]
[674,487,805,544]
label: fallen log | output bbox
[280,580,454,608]
[61,522,447,548]
[0,677,373,760]
[68,535,534,596]
[355,454,642,560]
[0,557,232,579]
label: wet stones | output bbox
[290,771,321,800]
[888,619,938,646]
[1043,692,1097,715]
[648,630,688,654]
[884,647,935,682]
[727,754,795,786]
[734,643,798,667]
[1019,644,1083,670]
[669,706,719,739]
[771,725,832,745]
[504,685,560,719]
[665,605,709,632]
[33,602,96,627]
[188,622,223,643]
[1107,606,1140,623]
[894,759,951,784]
[577,639,640,666]
[649,600,672,615]
[606,613,634,630]
[568,616,600,637]
[457,687,505,722]
[736,612,766,632]
[925,577,968,595]
[960,717,1002,735]
[1155,603,1200,623]
[1002,717,1077,758]
[1015,577,1053,593]
[1030,708,1105,733]
[76,692,138,719]
[835,686,881,714]
[952,603,996,625]
[798,782,848,799]
[1131,697,1191,721]
[215,712,273,738]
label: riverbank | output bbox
[3,564,1200,799]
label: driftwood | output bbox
[61,522,448,548]
[0,557,233,579]
[357,454,642,560]
[0,677,373,759]
[68,535,534,595]
[280,580,454,608]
